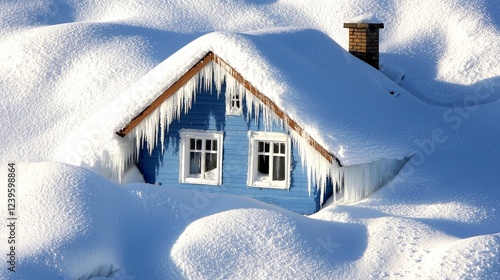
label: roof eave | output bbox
[116,51,341,166]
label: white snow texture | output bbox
[1,0,499,279]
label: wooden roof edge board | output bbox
[212,54,341,166]
[116,51,341,166]
[116,52,215,136]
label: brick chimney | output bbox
[343,22,384,69]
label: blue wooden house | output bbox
[117,52,339,214]
[115,28,409,214]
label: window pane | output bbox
[264,142,270,152]
[229,93,240,110]
[272,156,286,181]
[189,152,201,174]
[258,155,269,175]
[212,139,217,151]
[205,153,217,172]
[258,141,264,152]
[190,138,196,150]
[205,139,212,151]
[280,143,285,154]
[273,143,279,153]
[196,139,202,150]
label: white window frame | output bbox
[226,91,243,115]
[247,131,291,190]
[179,129,223,186]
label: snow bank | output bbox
[1,162,498,279]
[0,22,160,163]
[0,162,366,279]
[0,162,133,279]
[171,208,365,279]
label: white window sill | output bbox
[183,177,220,186]
[226,110,242,116]
[250,182,287,190]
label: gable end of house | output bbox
[116,51,341,167]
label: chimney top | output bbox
[343,22,384,29]
[344,20,384,69]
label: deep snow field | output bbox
[1,0,499,279]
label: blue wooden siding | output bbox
[138,85,329,214]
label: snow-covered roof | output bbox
[117,51,339,165]
[58,28,435,184]
[116,29,429,162]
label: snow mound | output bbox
[171,208,366,279]
[0,22,159,162]
[418,233,500,279]
[0,162,135,279]
[1,162,366,279]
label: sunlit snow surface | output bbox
[1,0,500,279]
[0,162,498,279]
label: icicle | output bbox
[337,157,409,203]
[244,91,257,124]
[112,57,344,191]
[101,133,136,183]
[288,129,337,198]
[109,59,228,181]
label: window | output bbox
[247,132,291,189]
[180,130,223,185]
[226,91,242,115]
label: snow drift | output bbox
[1,161,498,279]
[0,162,367,279]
